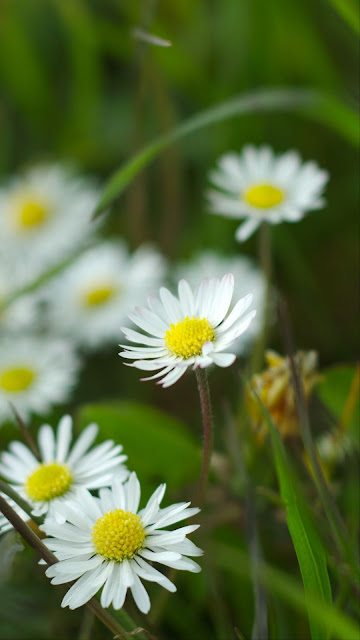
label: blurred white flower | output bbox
[207,145,328,241]
[175,251,265,354]
[120,274,256,387]
[0,415,128,519]
[42,242,166,349]
[0,263,42,334]
[42,472,202,612]
[0,337,79,424]
[0,164,102,283]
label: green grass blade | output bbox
[327,0,360,35]
[251,392,333,639]
[214,542,360,640]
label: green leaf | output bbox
[214,541,360,640]
[252,396,333,640]
[316,365,360,437]
[94,87,358,216]
[327,0,360,35]
[77,402,201,495]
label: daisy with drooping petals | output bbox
[207,145,329,241]
[0,338,79,424]
[175,251,265,355]
[0,415,128,519]
[119,274,256,387]
[42,472,202,612]
[0,164,102,284]
[42,242,165,349]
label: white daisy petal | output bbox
[8,442,38,470]
[130,573,151,613]
[210,352,236,367]
[38,425,56,462]
[126,472,141,513]
[178,279,195,317]
[66,423,98,466]
[56,415,73,462]
[62,562,112,610]
[235,218,261,242]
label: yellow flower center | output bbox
[91,509,146,561]
[25,463,73,502]
[165,316,214,359]
[17,199,49,229]
[0,367,35,392]
[82,285,116,307]
[244,183,284,208]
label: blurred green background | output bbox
[0,1,359,639]
[0,0,358,364]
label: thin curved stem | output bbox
[195,368,214,504]
[251,222,272,372]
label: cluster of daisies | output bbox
[0,415,202,612]
[0,145,329,616]
[1,154,305,421]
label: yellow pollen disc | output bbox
[17,200,49,229]
[25,463,73,502]
[244,183,284,208]
[165,315,214,359]
[0,367,35,392]
[91,509,145,562]
[83,285,116,307]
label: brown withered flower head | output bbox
[247,349,320,441]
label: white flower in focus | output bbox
[0,338,79,424]
[0,494,28,535]
[42,472,202,612]
[0,415,128,519]
[175,251,265,354]
[42,242,165,349]
[119,274,256,387]
[207,145,329,241]
[0,164,102,283]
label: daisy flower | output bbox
[42,242,165,349]
[175,251,265,355]
[0,337,79,424]
[42,472,202,612]
[119,274,256,387]
[207,145,329,241]
[0,164,102,283]
[0,415,128,519]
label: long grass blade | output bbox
[94,88,358,216]
[249,387,332,640]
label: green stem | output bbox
[0,496,136,638]
[0,479,41,525]
[195,368,214,504]
[251,222,272,373]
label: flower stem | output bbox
[195,368,214,504]
[0,495,130,638]
[251,221,272,372]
